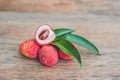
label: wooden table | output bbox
[0,12,120,80]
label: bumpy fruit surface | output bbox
[59,49,73,60]
[39,45,58,66]
[35,24,56,46]
[19,39,39,59]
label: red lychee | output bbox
[19,39,40,59]
[59,49,73,60]
[39,45,58,67]
[35,24,56,46]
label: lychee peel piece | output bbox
[39,45,58,67]
[19,39,40,59]
[35,25,56,46]
[59,49,73,60]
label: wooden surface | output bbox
[0,0,120,14]
[0,11,120,80]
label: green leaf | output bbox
[64,34,100,55]
[55,33,69,41]
[52,39,82,69]
[54,28,75,37]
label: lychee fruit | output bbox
[39,45,58,67]
[59,49,73,60]
[19,39,40,59]
[35,24,56,46]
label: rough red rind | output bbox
[39,45,58,67]
[34,24,56,46]
[19,39,40,59]
[59,49,73,60]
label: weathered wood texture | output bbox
[0,12,119,80]
[0,0,120,14]
[0,1,120,79]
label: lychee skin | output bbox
[59,49,73,60]
[19,39,40,59]
[39,45,58,67]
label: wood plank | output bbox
[0,12,120,80]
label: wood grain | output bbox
[0,0,120,14]
[0,8,120,80]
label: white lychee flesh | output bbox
[35,25,56,45]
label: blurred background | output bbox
[0,0,119,14]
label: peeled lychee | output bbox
[19,39,40,59]
[35,24,56,46]
[39,45,58,67]
[59,49,73,60]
